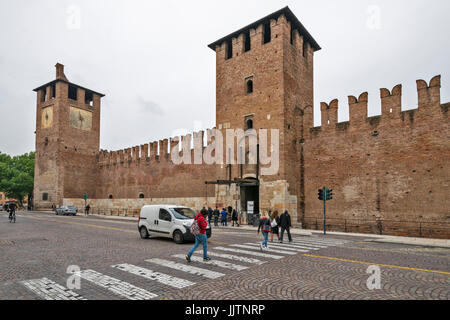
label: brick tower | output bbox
[33,63,104,210]
[208,7,321,222]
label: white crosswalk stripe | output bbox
[78,270,157,300]
[214,246,284,259]
[245,243,310,252]
[293,238,348,245]
[146,258,225,279]
[288,241,329,248]
[21,278,86,300]
[273,242,323,250]
[111,263,195,289]
[193,251,266,265]
[230,244,297,255]
[173,254,248,271]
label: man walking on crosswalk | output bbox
[279,210,293,243]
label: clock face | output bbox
[69,107,92,131]
[41,106,54,129]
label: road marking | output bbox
[230,244,297,255]
[172,254,248,271]
[270,242,322,250]
[303,254,450,276]
[214,246,284,259]
[193,251,266,265]
[111,263,195,289]
[21,278,86,300]
[79,270,157,300]
[293,238,347,245]
[245,243,310,253]
[26,216,136,234]
[292,240,340,247]
[335,245,450,260]
[146,258,225,279]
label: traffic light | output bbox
[318,189,324,201]
[326,188,334,200]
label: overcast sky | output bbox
[1,0,449,156]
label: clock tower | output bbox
[33,63,104,210]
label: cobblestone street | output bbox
[0,211,448,301]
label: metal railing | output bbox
[302,217,450,239]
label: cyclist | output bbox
[8,202,16,221]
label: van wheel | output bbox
[140,227,149,239]
[173,230,184,244]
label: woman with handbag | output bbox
[257,212,271,251]
[269,210,280,242]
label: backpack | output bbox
[261,218,271,233]
[190,216,201,236]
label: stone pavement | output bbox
[1,211,449,300]
[44,211,450,248]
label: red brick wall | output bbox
[302,76,450,238]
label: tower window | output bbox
[68,85,77,100]
[263,22,271,44]
[139,193,144,199]
[244,30,251,52]
[42,193,49,201]
[51,83,56,99]
[246,79,253,94]
[226,39,233,60]
[41,89,46,102]
[85,90,94,107]
[303,41,308,57]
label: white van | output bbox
[138,205,212,244]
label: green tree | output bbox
[0,151,35,206]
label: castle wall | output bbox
[302,76,450,238]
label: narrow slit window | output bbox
[303,41,308,57]
[51,83,56,99]
[244,30,251,52]
[246,79,253,94]
[263,22,271,44]
[42,193,48,201]
[226,39,233,60]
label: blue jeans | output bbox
[261,231,269,247]
[187,234,208,259]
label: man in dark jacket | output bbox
[207,207,213,225]
[279,210,292,243]
[186,209,211,262]
[213,206,219,226]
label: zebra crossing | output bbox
[19,236,350,300]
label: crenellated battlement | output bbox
[311,75,446,135]
[97,129,212,168]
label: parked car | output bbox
[55,206,78,216]
[138,205,211,244]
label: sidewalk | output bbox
[32,211,450,249]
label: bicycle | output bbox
[9,210,16,223]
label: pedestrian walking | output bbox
[231,208,239,227]
[221,208,228,226]
[213,206,219,226]
[270,210,280,242]
[186,209,211,262]
[85,204,90,216]
[207,207,213,226]
[257,212,271,251]
[279,210,293,243]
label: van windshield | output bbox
[169,207,197,220]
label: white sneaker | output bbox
[259,243,263,252]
